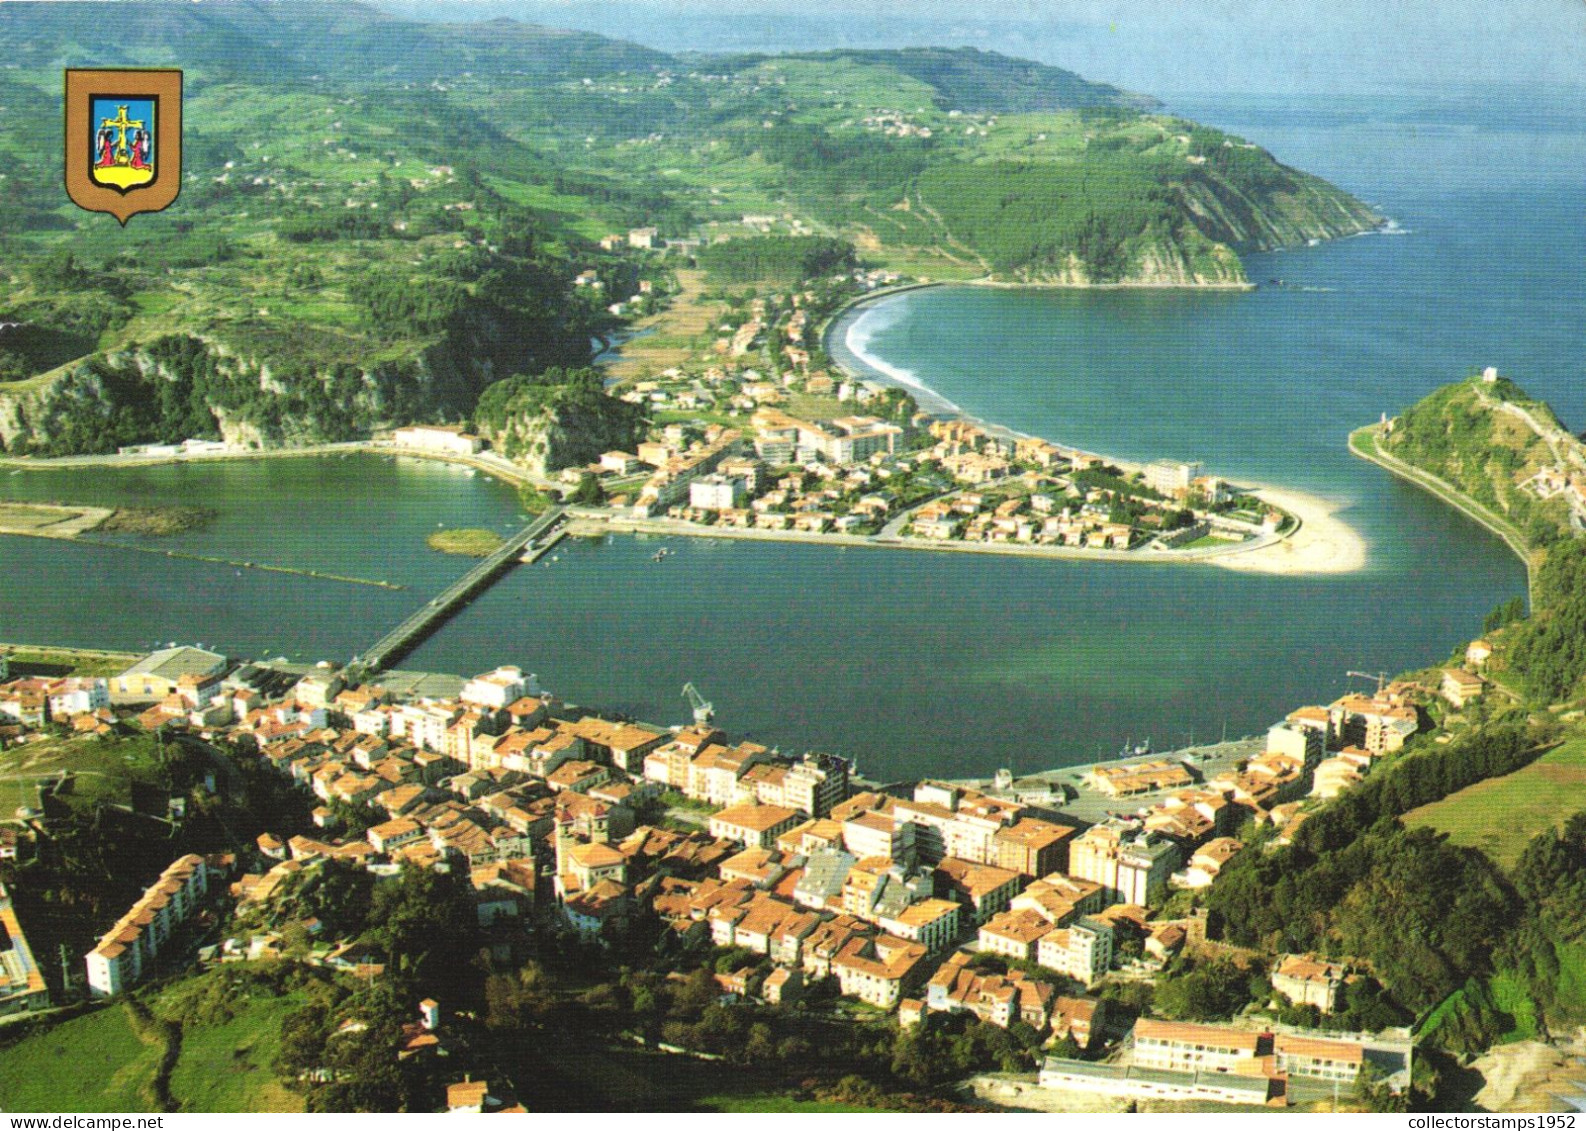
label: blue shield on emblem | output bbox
[89,96,157,192]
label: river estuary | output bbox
[3,90,1582,780]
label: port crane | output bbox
[682,682,714,725]
[1346,670,1391,696]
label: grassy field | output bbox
[0,503,79,531]
[0,1006,167,1112]
[158,983,307,1113]
[605,269,719,382]
[1404,734,1586,869]
[1,644,140,679]
[783,393,847,422]
[0,732,168,808]
[0,970,312,1114]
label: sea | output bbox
[3,89,1582,781]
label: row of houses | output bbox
[640,725,850,816]
[86,855,210,997]
[750,408,903,468]
[633,428,745,517]
[0,674,110,729]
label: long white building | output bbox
[85,855,209,997]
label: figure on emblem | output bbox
[95,125,115,168]
[129,128,150,170]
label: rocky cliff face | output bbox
[474,369,646,476]
[1009,237,1246,288]
[1177,169,1382,254]
[1003,177,1379,288]
[0,335,454,455]
[0,304,571,456]
[0,366,104,452]
[482,398,645,477]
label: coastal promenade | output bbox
[0,440,370,471]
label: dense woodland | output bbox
[1205,723,1540,1026]
[1501,540,1586,702]
[696,236,856,284]
[917,161,1196,281]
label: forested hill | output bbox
[0,0,1378,454]
[686,46,1158,113]
[1381,375,1577,552]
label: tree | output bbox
[274,1004,332,1087]
[1153,957,1257,1021]
[569,471,604,506]
[363,865,479,1002]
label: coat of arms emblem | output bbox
[64,68,182,224]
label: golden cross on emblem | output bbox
[99,104,145,166]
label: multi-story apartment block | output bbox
[86,855,209,997]
[1035,917,1113,986]
[1069,822,1180,904]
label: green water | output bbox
[3,91,1579,779]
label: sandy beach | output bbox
[824,289,1372,577]
[1212,485,1367,576]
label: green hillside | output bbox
[0,0,1379,456]
[1406,734,1586,870]
[1381,374,1575,550]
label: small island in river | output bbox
[427,527,507,557]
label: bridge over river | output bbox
[361,506,566,672]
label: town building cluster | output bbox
[1040,1018,1412,1107]
[0,637,1465,1106]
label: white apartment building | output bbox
[86,855,209,997]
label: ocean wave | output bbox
[843,304,964,414]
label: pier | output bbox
[362,507,567,672]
